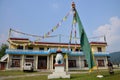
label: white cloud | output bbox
[94,16,120,52]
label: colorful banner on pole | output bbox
[74,8,96,71]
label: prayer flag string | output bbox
[42,10,71,39]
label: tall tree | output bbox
[0,43,8,59]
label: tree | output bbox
[0,43,8,59]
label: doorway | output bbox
[38,56,47,69]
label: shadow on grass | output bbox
[70,73,88,80]
[70,76,80,79]
[103,71,120,78]
[23,70,37,73]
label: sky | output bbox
[0,0,120,52]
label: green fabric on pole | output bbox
[74,9,96,70]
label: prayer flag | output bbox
[74,9,96,71]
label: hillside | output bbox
[109,51,120,65]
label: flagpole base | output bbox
[96,75,103,78]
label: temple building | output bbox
[0,2,110,71]
[0,37,109,71]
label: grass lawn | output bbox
[1,70,120,80]
[0,70,50,77]
[0,70,38,76]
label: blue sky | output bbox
[0,0,120,52]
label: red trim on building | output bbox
[34,42,80,46]
[90,42,107,45]
[35,41,107,45]
[9,37,107,45]
[9,38,29,40]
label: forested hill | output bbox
[109,51,120,65]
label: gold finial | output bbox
[71,2,76,17]
[72,2,75,9]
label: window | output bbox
[84,60,88,67]
[97,47,102,52]
[17,45,23,49]
[11,59,20,67]
[25,59,34,63]
[97,60,105,67]
[26,55,34,58]
[11,55,21,67]
[39,47,44,50]
[68,60,76,68]
[28,46,33,50]
[12,55,21,59]
[75,48,79,52]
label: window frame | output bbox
[97,47,102,52]
[97,59,105,67]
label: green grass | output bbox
[4,75,47,80]
[0,70,50,76]
[0,70,25,76]
[70,71,120,80]
[1,70,120,80]
[51,70,120,80]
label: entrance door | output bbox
[38,56,47,69]
[0,63,6,70]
